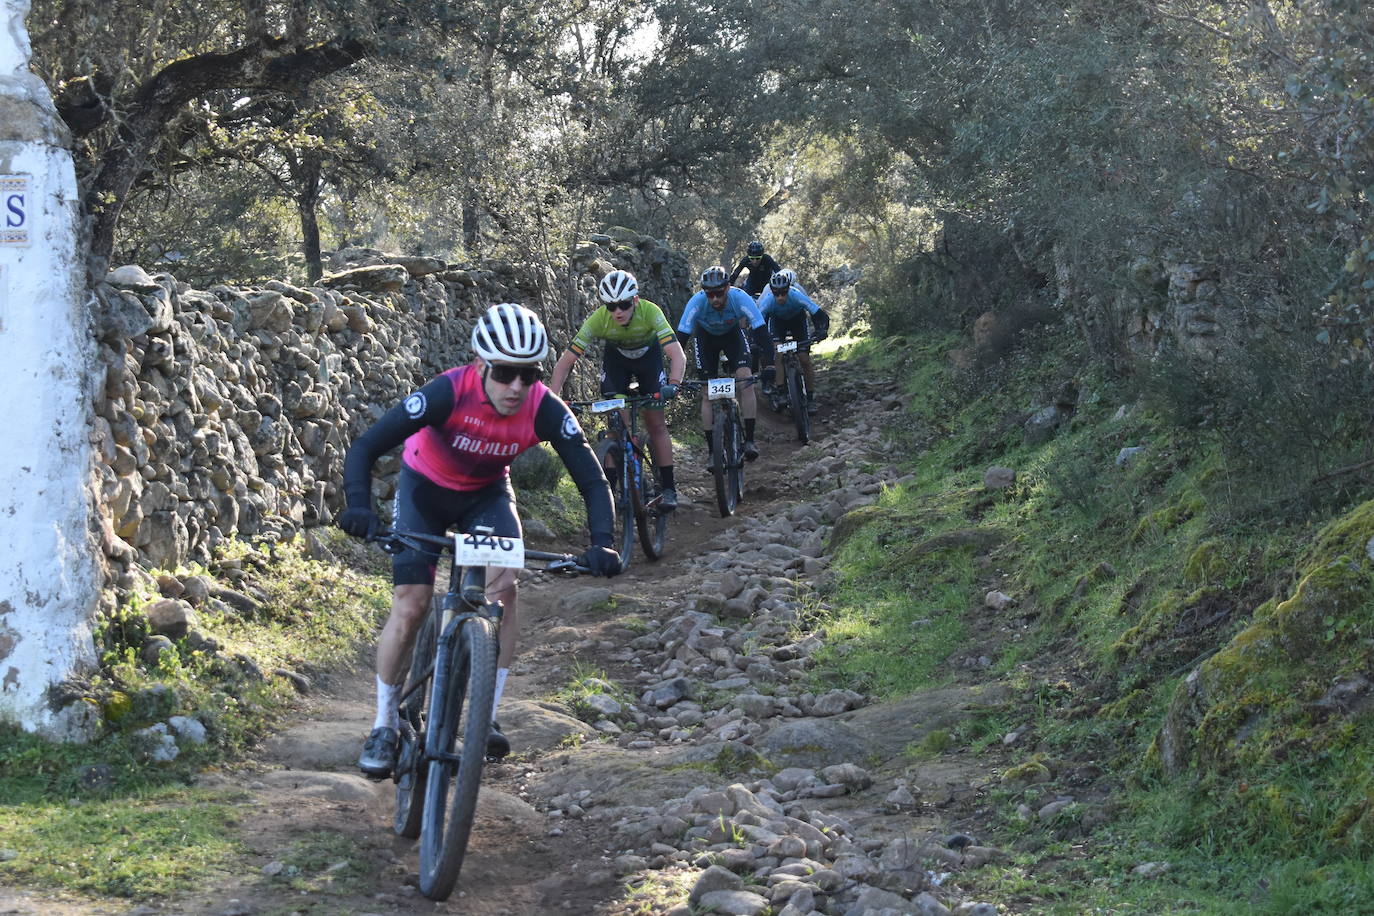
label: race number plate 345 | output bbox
[454,531,526,568]
[707,377,736,400]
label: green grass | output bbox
[816,330,1374,913]
[548,662,636,724]
[0,784,241,898]
[0,530,393,901]
[276,830,377,898]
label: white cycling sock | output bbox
[492,668,509,719]
[374,675,401,731]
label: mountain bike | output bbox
[774,337,811,444]
[569,392,670,570]
[374,526,588,901]
[683,375,753,517]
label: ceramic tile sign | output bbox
[1,175,30,247]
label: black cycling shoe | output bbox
[486,721,511,760]
[658,488,679,512]
[743,440,760,462]
[358,726,400,779]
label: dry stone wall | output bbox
[88,231,690,592]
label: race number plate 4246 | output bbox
[454,532,525,568]
[776,340,798,354]
[707,377,736,400]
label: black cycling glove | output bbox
[813,310,831,339]
[581,546,622,577]
[338,506,380,539]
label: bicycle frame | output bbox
[570,392,668,567]
[376,526,585,899]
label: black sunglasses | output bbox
[705,287,728,298]
[487,364,542,385]
[607,300,635,313]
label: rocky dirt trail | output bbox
[2,357,1016,916]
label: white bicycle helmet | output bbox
[598,269,639,304]
[471,303,548,364]
[700,265,729,290]
[769,269,792,291]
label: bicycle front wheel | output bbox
[728,403,745,506]
[712,406,736,517]
[617,446,637,571]
[787,359,810,444]
[635,452,668,559]
[418,614,497,901]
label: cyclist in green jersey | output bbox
[549,269,688,510]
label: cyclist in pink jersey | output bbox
[339,303,619,777]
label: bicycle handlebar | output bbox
[680,376,760,390]
[368,527,590,574]
[567,393,665,410]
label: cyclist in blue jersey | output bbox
[758,269,831,413]
[676,265,769,463]
[729,239,781,299]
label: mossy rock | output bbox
[101,690,133,722]
[1183,538,1232,586]
[828,505,899,552]
[1001,754,1051,788]
[1130,494,1201,544]
[1110,587,1227,661]
[879,527,1007,572]
[1155,553,1374,780]
[1304,498,1374,570]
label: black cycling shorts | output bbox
[600,344,666,405]
[692,328,751,379]
[391,463,521,586]
[768,313,813,352]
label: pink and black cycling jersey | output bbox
[343,361,613,544]
[404,364,544,490]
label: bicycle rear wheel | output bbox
[712,407,736,517]
[394,608,436,839]
[635,451,668,559]
[786,359,810,444]
[417,614,497,901]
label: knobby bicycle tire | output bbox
[418,614,497,900]
[712,406,736,517]
[617,445,637,571]
[786,359,810,444]
[728,402,745,506]
[394,608,436,839]
[635,445,668,559]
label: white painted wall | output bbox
[0,0,101,739]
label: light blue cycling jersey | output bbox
[758,283,820,320]
[677,286,765,337]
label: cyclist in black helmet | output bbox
[729,240,781,299]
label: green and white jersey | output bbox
[568,299,676,358]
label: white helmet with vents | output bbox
[598,269,639,304]
[471,303,548,364]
